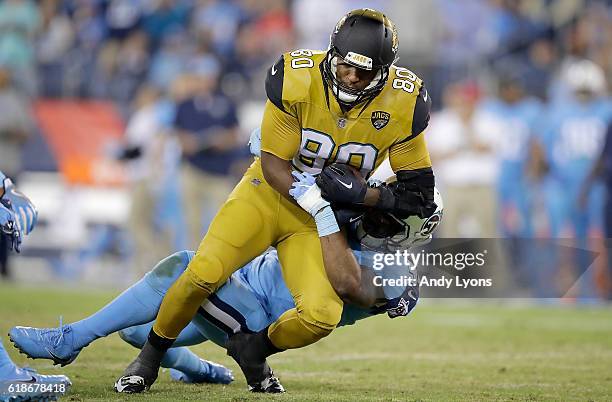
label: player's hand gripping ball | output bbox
[316,163,368,206]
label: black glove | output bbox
[316,163,368,206]
[333,206,366,226]
[376,168,437,219]
[369,270,419,318]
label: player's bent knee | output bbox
[299,301,343,333]
[148,250,192,281]
[185,254,225,295]
[118,325,151,349]
[145,250,193,293]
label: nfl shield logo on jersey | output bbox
[371,111,390,130]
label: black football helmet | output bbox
[356,185,443,252]
[323,8,398,107]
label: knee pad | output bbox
[298,300,343,335]
[268,304,341,349]
[186,254,224,295]
[296,316,334,340]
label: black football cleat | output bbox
[226,332,285,393]
[249,373,285,393]
[114,356,159,393]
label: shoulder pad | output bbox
[266,50,323,114]
[411,83,432,137]
[265,55,286,112]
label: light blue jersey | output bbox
[6,239,417,381]
[537,97,612,236]
[481,97,542,237]
[183,249,414,348]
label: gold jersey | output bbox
[260,49,432,178]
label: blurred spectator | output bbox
[522,38,557,101]
[0,67,34,187]
[222,22,267,99]
[105,30,150,113]
[191,0,245,58]
[0,66,35,279]
[249,0,293,58]
[221,0,293,100]
[480,67,543,238]
[533,59,611,297]
[64,1,107,97]
[174,70,242,249]
[486,0,547,60]
[0,0,41,95]
[105,0,144,40]
[434,0,497,64]
[427,81,497,238]
[148,28,189,91]
[37,0,74,97]
[118,85,175,276]
[184,31,219,82]
[534,59,610,238]
[141,0,190,51]
[477,67,545,290]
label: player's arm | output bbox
[319,230,380,307]
[289,171,378,307]
[260,55,302,201]
[261,150,295,200]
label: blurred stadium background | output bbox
[1,0,612,400]
[1,0,610,299]
[0,0,612,299]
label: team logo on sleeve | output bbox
[387,297,409,318]
[371,111,390,130]
[419,212,442,236]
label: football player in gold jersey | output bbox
[116,8,436,393]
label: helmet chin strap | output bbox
[330,55,382,105]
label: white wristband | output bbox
[314,205,340,237]
[296,183,330,216]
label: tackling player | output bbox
[0,171,72,402]
[9,179,443,393]
[119,8,437,392]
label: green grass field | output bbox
[1,284,611,401]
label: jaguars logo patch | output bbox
[371,111,390,130]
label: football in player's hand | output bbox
[316,163,368,206]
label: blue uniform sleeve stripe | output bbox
[197,306,234,336]
[209,293,254,334]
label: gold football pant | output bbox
[152,158,343,349]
